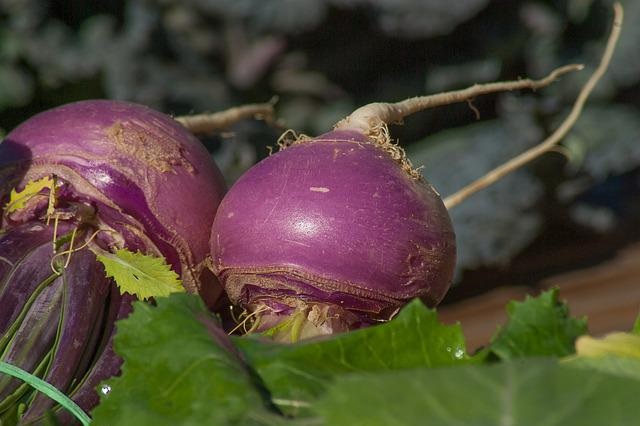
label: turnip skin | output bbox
[211,130,455,335]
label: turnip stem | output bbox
[175,100,276,134]
[336,65,583,134]
[444,2,623,209]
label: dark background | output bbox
[1,0,638,313]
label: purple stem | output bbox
[21,250,112,420]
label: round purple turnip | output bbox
[210,129,455,340]
[0,100,226,422]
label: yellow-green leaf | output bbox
[5,176,54,213]
[575,332,640,359]
[565,332,640,381]
[95,248,184,300]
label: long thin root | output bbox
[444,2,623,209]
[335,65,583,135]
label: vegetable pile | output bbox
[0,3,629,425]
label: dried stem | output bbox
[227,305,269,335]
[335,64,583,134]
[175,100,276,134]
[444,2,623,209]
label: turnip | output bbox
[0,100,227,423]
[1,100,227,296]
[210,4,622,342]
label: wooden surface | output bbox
[438,242,640,350]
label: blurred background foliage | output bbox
[1,0,638,303]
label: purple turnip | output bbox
[210,125,456,341]
[1,100,226,297]
[0,100,226,423]
[211,17,621,340]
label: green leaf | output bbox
[235,299,479,417]
[632,315,640,335]
[488,289,588,359]
[94,248,184,300]
[311,359,640,426]
[575,332,640,359]
[565,355,640,382]
[91,294,282,426]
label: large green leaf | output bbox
[311,359,640,426]
[90,294,282,426]
[489,289,588,359]
[235,299,478,416]
[567,355,640,382]
[85,292,638,425]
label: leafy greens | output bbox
[92,290,640,425]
